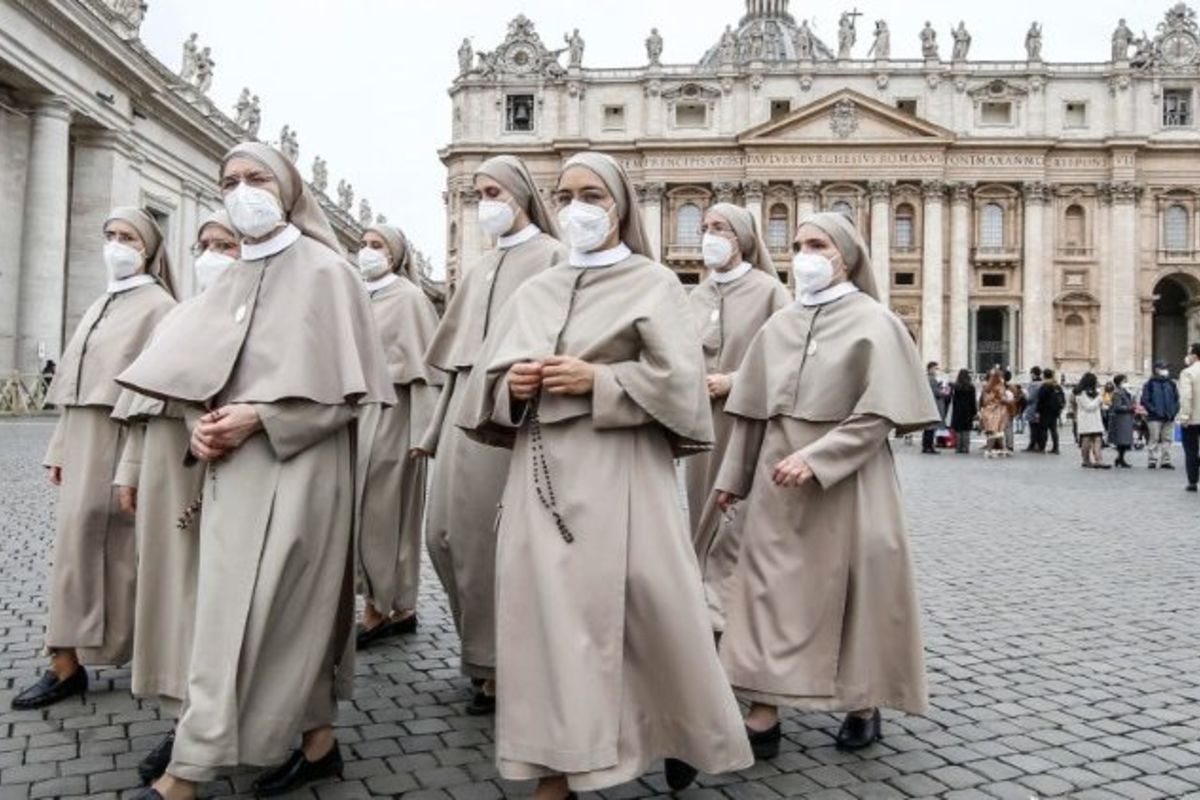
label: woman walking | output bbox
[949,369,977,454]
[1075,373,1110,469]
[1108,374,1135,468]
[978,369,1012,458]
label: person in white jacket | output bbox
[1179,342,1200,492]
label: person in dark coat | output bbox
[1034,368,1065,454]
[1023,366,1043,451]
[922,361,946,454]
[949,369,977,454]
[1107,374,1135,468]
[1140,361,1180,470]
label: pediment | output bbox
[739,89,955,144]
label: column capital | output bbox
[741,179,766,200]
[1022,181,1049,204]
[921,179,946,201]
[947,181,975,203]
[459,188,481,205]
[635,182,665,203]
[31,95,72,123]
[713,181,739,203]
[792,179,819,202]
[867,180,892,202]
[1102,181,1142,204]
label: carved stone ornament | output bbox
[926,72,941,90]
[921,179,946,200]
[480,14,565,80]
[875,72,890,90]
[868,180,892,202]
[951,182,975,203]
[661,82,722,102]
[714,181,739,203]
[635,182,665,203]
[968,78,1029,101]
[793,179,819,201]
[799,74,814,92]
[742,179,766,199]
[1022,181,1048,203]
[749,73,764,92]
[829,98,859,139]
[644,79,662,98]
[1158,3,1200,67]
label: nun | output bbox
[12,207,176,710]
[111,210,239,786]
[713,212,939,759]
[118,143,393,800]
[456,152,753,799]
[685,203,790,633]
[420,154,566,712]
[354,223,442,647]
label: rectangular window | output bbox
[767,217,790,250]
[603,105,626,130]
[1163,89,1192,127]
[980,101,1013,125]
[896,99,918,116]
[674,102,708,128]
[981,273,1007,288]
[505,94,535,132]
[1064,101,1088,128]
[894,272,916,286]
[770,99,791,121]
[894,215,915,249]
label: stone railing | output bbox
[0,373,53,415]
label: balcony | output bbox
[1055,246,1095,260]
[1158,248,1200,263]
[665,243,701,263]
[972,246,1020,266]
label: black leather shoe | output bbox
[138,731,175,785]
[835,709,883,751]
[746,722,781,760]
[1161,463,1175,470]
[252,743,343,797]
[356,613,418,648]
[1187,484,1198,492]
[465,689,496,716]
[11,667,88,710]
[665,758,699,790]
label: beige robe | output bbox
[356,276,442,612]
[683,269,790,632]
[112,390,204,714]
[421,232,566,678]
[714,292,940,715]
[43,283,176,664]
[458,254,752,790]
[118,234,393,780]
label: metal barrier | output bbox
[0,373,53,414]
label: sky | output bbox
[141,0,1146,278]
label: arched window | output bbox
[831,199,854,220]
[1064,313,1086,356]
[766,203,790,251]
[894,202,915,249]
[1164,204,1190,252]
[980,202,1005,249]
[676,203,702,247]
[1064,204,1085,248]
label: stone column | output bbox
[1020,182,1047,371]
[742,179,766,230]
[637,182,665,262]
[16,96,72,372]
[794,179,818,218]
[458,187,483,285]
[1096,187,1113,373]
[178,181,203,298]
[565,82,584,138]
[0,102,32,372]
[920,180,946,366]
[1109,182,1140,373]
[948,182,973,371]
[714,181,738,204]
[868,181,892,308]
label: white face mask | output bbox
[224,183,284,238]
[1157,368,1170,377]
[792,251,836,295]
[357,247,391,280]
[104,241,144,282]
[558,201,615,253]
[193,250,235,292]
[701,233,736,269]
[478,199,517,237]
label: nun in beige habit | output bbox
[713,211,940,759]
[684,203,790,634]
[457,153,753,800]
[353,223,442,647]
[117,143,393,800]
[420,154,566,711]
[110,210,240,787]
[12,208,176,712]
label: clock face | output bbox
[504,43,537,73]
[1162,32,1198,66]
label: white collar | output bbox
[364,272,399,293]
[798,281,859,307]
[498,224,540,249]
[711,261,753,284]
[570,242,632,268]
[107,273,156,294]
[241,223,301,261]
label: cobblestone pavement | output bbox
[2,418,1199,800]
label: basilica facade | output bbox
[442,0,1200,377]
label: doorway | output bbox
[974,306,1010,374]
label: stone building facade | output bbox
[0,0,383,375]
[442,0,1200,377]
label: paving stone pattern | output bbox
[1,419,1198,799]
